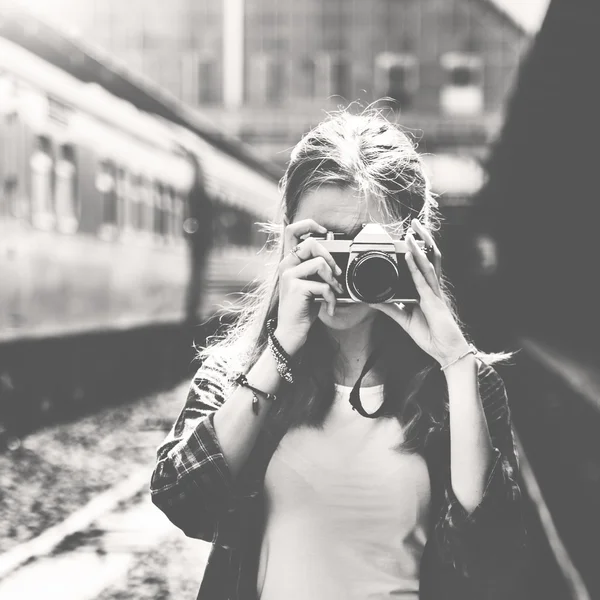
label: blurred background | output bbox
[0,0,598,599]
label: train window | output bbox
[135,177,148,234]
[30,136,55,230]
[162,184,170,239]
[97,161,117,223]
[140,177,154,234]
[0,178,10,218]
[0,138,6,218]
[169,193,177,240]
[4,177,19,218]
[132,175,146,231]
[153,181,166,239]
[1,105,24,219]
[3,179,27,221]
[440,52,483,116]
[375,53,418,111]
[173,193,184,240]
[118,168,133,233]
[162,186,174,242]
[154,182,161,236]
[97,160,118,239]
[4,175,21,219]
[55,145,78,234]
[0,116,4,217]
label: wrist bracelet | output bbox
[233,372,277,415]
[266,319,295,384]
[440,344,477,371]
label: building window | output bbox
[55,145,78,233]
[30,136,54,230]
[248,55,267,104]
[299,56,317,98]
[331,56,351,100]
[375,53,418,110]
[248,54,287,105]
[440,52,483,116]
[316,54,352,101]
[268,59,287,104]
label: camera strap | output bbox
[348,344,387,419]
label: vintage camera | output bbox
[311,223,433,304]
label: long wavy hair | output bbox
[198,108,510,454]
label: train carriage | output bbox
[0,34,280,432]
[0,37,196,341]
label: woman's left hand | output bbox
[373,219,470,366]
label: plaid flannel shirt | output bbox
[151,356,526,600]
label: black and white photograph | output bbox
[0,0,597,598]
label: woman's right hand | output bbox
[275,219,344,356]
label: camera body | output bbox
[310,223,434,304]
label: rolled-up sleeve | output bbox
[434,362,527,580]
[150,356,234,542]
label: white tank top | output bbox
[257,384,431,600]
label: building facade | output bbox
[32,0,529,171]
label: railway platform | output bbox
[0,334,597,600]
[0,492,203,600]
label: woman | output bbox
[151,110,526,600]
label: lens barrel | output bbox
[347,251,399,303]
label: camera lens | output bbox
[347,251,399,303]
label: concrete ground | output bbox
[0,490,211,600]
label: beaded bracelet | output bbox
[440,344,477,371]
[266,318,295,384]
[233,372,277,415]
